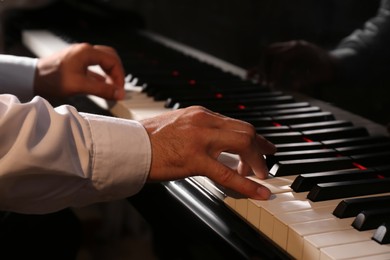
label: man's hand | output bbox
[141,106,276,200]
[34,43,126,100]
[249,40,337,90]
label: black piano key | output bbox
[145,80,244,96]
[322,136,390,149]
[219,102,311,116]
[171,95,295,109]
[152,87,235,101]
[255,126,291,134]
[289,120,353,132]
[267,149,337,169]
[165,91,284,107]
[352,208,390,231]
[372,222,390,244]
[272,112,335,125]
[131,66,239,81]
[291,168,379,192]
[227,111,264,120]
[143,78,200,92]
[226,106,318,120]
[129,68,184,79]
[269,157,354,176]
[335,142,390,156]
[198,85,272,96]
[352,151,390,167]
[307,178,390,202]
[333,195,390,218]
[275,142,324,152]
[242,117,274,127]
[302,126,369,141]
[261,106,321,116]
[262,132,304,144]
[204,101,310,114]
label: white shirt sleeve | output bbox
[0,94,151,214]
[0,55,37,102]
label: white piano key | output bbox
[247,199,261,229]
[233,175,297,232]
[234,198,248,218]
[320,240,390,260]
[22,30,68,57]
[224,197,236,210]
[247,191,308,231]
[259,195,340,238]
[302,229,374,260]
[233,175,297,223]
[247,175,295,194]
[288,218,354,259]
[353,253,390,260]
[273,205,337,250]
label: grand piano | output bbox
[5,1,390,259]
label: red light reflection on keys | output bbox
[188,80,196,85]
[238,104,246,110]
[215,93,223,99]
[171,70,180,77]
[302,137,313,143]
[272,122,282,127]
[352,162,367,170]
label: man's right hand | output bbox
[141,106,276,200]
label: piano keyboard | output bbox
[22,27,390,260]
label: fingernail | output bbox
[256,186,271,199]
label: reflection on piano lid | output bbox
[21,18,390,260]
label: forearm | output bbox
[0,95,151,214]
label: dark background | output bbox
[70,0,390,125]
[88,0,381,68]
[4,0,389,124]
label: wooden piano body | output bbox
[9,1,390,259]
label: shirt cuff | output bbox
[80,113,151,202]
[0,55,38,102]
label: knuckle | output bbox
[216,167,235,185]
[237,124,257,148]
[239,121,257,138]
[71,43,93,55]
[77,42,93,50]
[187,106,210,120]
[188,105,208,113]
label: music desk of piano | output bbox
[21,27,390,260]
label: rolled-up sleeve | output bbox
[0,94,151,214]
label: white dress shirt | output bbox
[0,55,151,214]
